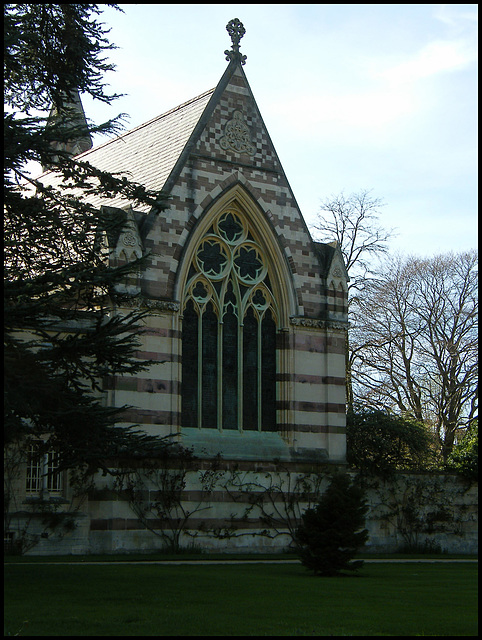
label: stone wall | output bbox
[12,466,477,556]
[361,472,478,554]
[85,467,479,556]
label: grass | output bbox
[4,559,478,636]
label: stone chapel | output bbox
[10,20,349,554]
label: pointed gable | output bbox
[187,64,279,168]
[146,56,330,321]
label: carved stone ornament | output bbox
[227,18,245,48]
[122,232,138,247]
[224,18,247,65]
[219,110,256,156]
[290,316,348,330]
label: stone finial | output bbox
[224,18,247,65]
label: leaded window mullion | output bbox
[238,315,244,431]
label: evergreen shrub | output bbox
[295,474,369,576]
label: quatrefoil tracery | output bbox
[185,210,276,322]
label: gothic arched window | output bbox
[181,209,278,432]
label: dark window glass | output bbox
[218,212,244,243]
[202,303,218,428]
[181,300,198,428]
[222,305,238,429]
[243,307,258,430]
[261,311,277,431]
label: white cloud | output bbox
[433,4,478,29]
[380,38,477,85]
[267,85,417,144]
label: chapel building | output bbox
[9,20,349,554]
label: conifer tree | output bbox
[295,474,369,576]
[4,4,170,470]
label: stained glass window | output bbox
[181,209,279,432]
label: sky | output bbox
[80,4,478,257]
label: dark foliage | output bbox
[347,407,435,477]
[447,423,478,482]
[4,4,170,470]
[295,474,369,576]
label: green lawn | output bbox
[4,560,478,636]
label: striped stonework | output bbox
[25,33,349,554]
[92,57,350,465]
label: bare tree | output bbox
[312,190,395,298]
[352,251,478,462]
[114,452,225,552]
[311,190,396,409]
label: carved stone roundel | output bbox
[123,232,137,247]
[219,110,256,156]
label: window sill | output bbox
[180,427,292,461]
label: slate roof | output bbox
[40,87,215,213]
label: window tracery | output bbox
[181,208,278,432]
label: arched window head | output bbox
[181,207,278,432]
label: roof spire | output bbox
[224,18,247,65]
[43,90,93,169]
